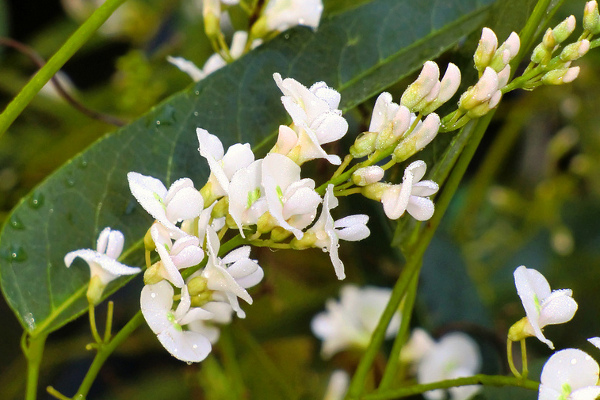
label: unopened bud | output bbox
[560,40,590,61]
[393,113,440,162]
[584,1,600,34]
[191,291,213,307]
[497,65,511,89]
[465,90,502,118]
[144,262,165,285]
[531,42,553,65]
[360,182,389,201]
[290,231,317,250]
[212,196,229,218]
[458,67,499,110]
[271,226,292,242]
[542,28,556,50]
[400,61,440,110]
[257,211,277,234]
[553,15,576,43]
[350,131,378,158]
[187,276,208,296]
[421,64,461,114]
[489,32,520,71]
[541,66,580,85]
[203,0,221,39]
[474,27,498,73]
[352,166,385,186]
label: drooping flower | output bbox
[127,172,204,238]
[381,160,439,220]
[197,128,255,201]
[538,348,600,400]
[201,227,264,318]
[65,227,140,304]
[302,185,369,280]
[416,331,481,400]
[311,285,401,359]
[140,281,215,363]
[510,265,578,349]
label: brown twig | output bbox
[0,37,126,127]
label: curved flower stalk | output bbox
[127,172,204,238]
[201,227,264,318]
[415,330,482,400]
[509,265,578,349]
[311,285,401,359]
[65,227,140,304]
[379,160,439,221]
[272,73,348,165]
[140,281,215,363]
[298,185,370,280]
[538,348,600,400]
[197,127,255,202]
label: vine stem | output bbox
[74,311,144,398]
[23,333,48,400]
[0,0,128,137]
[361,375,539,400]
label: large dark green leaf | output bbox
[0,0,495,337]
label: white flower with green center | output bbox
[261,153,321,239]
[201,227,264,318]
[65,227,140,304]
[197,128,255,199]
[140,281,216,363]
[416,331,481,400]
[303,185,370,280]
[538,348,600,400]
[127,172,204,238]
[311,285,400,359]
[381,160,439,221]
[227,159,268,237]
[512,265,578,349]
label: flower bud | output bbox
[559,40,590,61]
[508,316,534,342]
[350,131,378,158]
[290,231,317,250]
[187,276,208,296]
[352,166,385,186]
[271,226,292,242]
[458,67,499,110]
[190,291,213,307]
[360,182,389,201]
[542,28,556,50]
[541,66,580,85]
[497,65,511,89]
[465,90,502,118]
[474,27,498,73]
[203,0,221,39]
[420,63,461,115]
[584,1,600,34]
[531,41,553,65]
[400,61,440,110]
[489,32,520,72]
[86,275,106,306]
[552,15,576,43]
[393,113,440,162]
[144,262,165,285]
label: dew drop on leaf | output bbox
[9,215,24,230]
[2,245,27,262]
[28,192,45,209]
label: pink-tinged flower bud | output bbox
[497,65,511,89]
[400,61,440,110]
[350,131,378,158]
[474,27,498,73]
[584,1,600,34]
[552,15,576,43]
[560,40,590,61]
[466,91,502,118]
[489,32,520,72]
[541,66,580,85]
[352,166,385,186]
[393,114,440,162]
[542,28,556,50]
[421,63,462,115]
[458,67,499,110]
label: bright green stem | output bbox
[507,339,522,378]
[0,0,128,137]
[378,271,420,390]
[361,375,539,400]
[23,333,48,400]
[515,0,554,65]
[521,339,529,380]
[74,311,144,398]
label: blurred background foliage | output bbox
[1,0,600,399]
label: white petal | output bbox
[514,266,552,343]
[127,171,168,218]
[96,227,112,254]
[406,195,435,221]
[540,349,600,393]
[157,328,212,363]
[411,180,439,197]
[174,285,191,321]
[221,246,251,265]
[165,186,204,222]
[588,337,600,350]
[221,143,255,179]
[335,215,370,241]
[104,229,125,259]
[167,56,204,82]
[539,291,577,327]
[64,249,140,284]
[140,281,174,334]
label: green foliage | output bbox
[0,0,496,338]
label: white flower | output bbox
[538,348,600,400]
[227,158,268,237]
[187,301,234,344]
[261,153,321,238]
[197,128,255,198]
[272,73,347,165]
[370,92,413,149]
[512,265,578,349]
[401,327,436,364]
[65,227,140,304]
[201,227,264,318]
[150,224,204,288]
[323,370,349,400]
[311,285,400,359]
[381,160,439,220]
[263,0,323,31]
[416,331,481,400]
[141,281,214,363]
[127,172,204,238]
[305,185,369,280]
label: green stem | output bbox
[88,304,103,344]
[360,375,539,400]
[507,339,522,378]
[515,0,554,65]
[521,339,529,380]
[378,271,420,390]
[0,0,128,137]
[23,333,48,400]
[74,311,144,398]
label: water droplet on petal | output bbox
[9,215,24,230]
[29,192,45,209]
[571,358,577,365]
[186,361,192,366]
[192,344,198,349]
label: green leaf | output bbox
[0,0,495,337]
